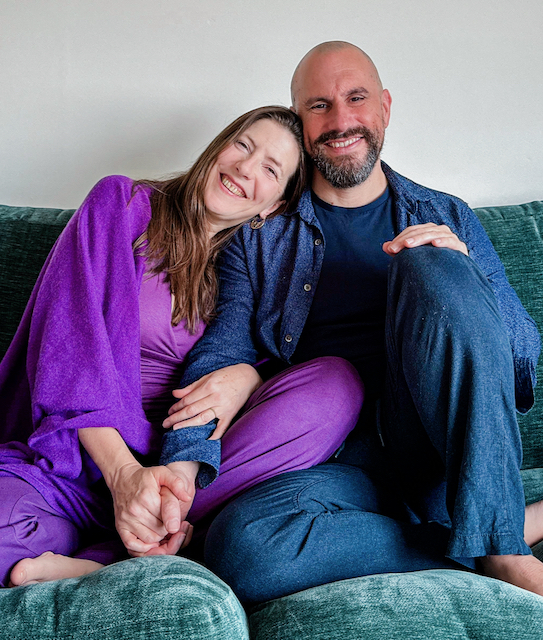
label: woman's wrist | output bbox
[78,427,139,489]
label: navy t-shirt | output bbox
[292,188,395,400]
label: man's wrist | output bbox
[167,460,200,482]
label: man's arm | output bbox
[463,203,540,413]
[160,231,262,485]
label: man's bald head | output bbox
[289,41,391,198]
[290,41,383,110]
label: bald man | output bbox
[165,42,543,604]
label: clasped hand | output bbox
[109,460,198,557]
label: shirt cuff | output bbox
[160,424,221,488]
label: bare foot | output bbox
[525,500,543,547]
[9,552,103,587]
[480,554,543,597]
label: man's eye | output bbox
[311,103,327,110]
[350,96,364,103]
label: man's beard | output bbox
[309,126,383,189]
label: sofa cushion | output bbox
[249,569,543,640]
[475,201,543,503]
[0,556,249,640]
[0,204,75,360]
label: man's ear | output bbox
[382,89,392,128]
[260,200,285,219]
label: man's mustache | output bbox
[313,127,371,147]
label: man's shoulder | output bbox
[383,163,469,210]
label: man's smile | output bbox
[326,136,362,149]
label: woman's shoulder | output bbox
[85,175,138,203]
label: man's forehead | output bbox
[292,46,381,105]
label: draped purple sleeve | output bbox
[0,175,155,480]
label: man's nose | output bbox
[326,102,352,134]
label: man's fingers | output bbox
[164,396,215,426]
[120,529,161,555]
[181,523,194,549]
[168,409,218,430]
[155,468,193,503]
[160,486,182,534]
[432,237,469,255]
[209,416,233,440]
[383,226,467,256]
[171,383,195,399]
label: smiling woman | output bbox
[0,105,308,587]
[204,118,301,235]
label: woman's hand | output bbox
[162,364,263,439]
[109,461,196,555]
[382,223,469,257]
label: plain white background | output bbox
[1,0,541,209]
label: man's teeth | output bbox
[328,137,360,148]
[221,175,245,197]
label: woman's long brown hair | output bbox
[134,106,306,333]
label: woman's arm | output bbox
[78,427,195,555]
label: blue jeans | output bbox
[204,247,531,605]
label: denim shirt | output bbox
[161,163,540,485]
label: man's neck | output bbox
[311,162,388,208]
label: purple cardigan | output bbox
[0,176,155,527]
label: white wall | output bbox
[1,0,541,209]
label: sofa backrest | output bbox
[1,199,543,502]
[0,204,75,358]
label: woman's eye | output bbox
[236,140,249,150]
[266,166,277,177]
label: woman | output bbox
[0,105,354,587]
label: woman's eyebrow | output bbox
[246,134,283,174]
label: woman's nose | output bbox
[235,156,257,178]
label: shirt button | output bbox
[303,283,312,292]
[314,238,322,246]
[284,334,293,343]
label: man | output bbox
[163,42,543,604]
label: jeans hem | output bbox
[447,531,531,561]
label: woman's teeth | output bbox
[221,175,246,197]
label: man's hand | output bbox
[382,223,468,257]
[162,364,263,439]
[109,462,195,556]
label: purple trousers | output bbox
[0,357,362,586]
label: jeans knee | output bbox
[388,246,503,336]
[204,501,277,604]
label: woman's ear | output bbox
[260,200,285,219]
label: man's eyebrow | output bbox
[304,87,370,107]
[303,95,330,108]
[346,87,369,97]
[246,134,283,174]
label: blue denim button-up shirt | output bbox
[161,163,540,485]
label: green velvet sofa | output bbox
[1,197,543,639]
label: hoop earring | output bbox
[250,216,266,230]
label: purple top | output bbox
[0,175,203,528]
[139,271,204,443]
